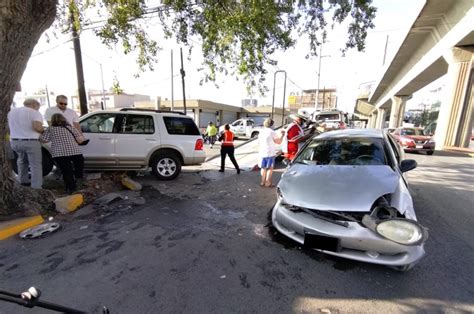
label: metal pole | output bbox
[315,44,323,110]
[281,72,287,126]
[180,48,186,114]
[45,85,50,107]
[100,63,106,109]
[171,50,174,111]
[271,70,287,123]
[271,72,277,120]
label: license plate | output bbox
[304,233,341,252]
[416,144,423,149]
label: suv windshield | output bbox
[294,137,387,166]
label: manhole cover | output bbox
[19,222,61,239]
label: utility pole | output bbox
[171,49,174,111]
[315,44,323,110]
[70,1,88,115]
[180,48,186,114]
[382,35,389,66]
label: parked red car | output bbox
[390,127,435,155]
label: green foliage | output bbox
[61,0,376,93]
[111,76,124,94]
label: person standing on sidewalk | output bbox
[219,124,240,174]
[206,122,218,148]
[40,114,86,194]
[7,98,44,188]
[258,118,284,187]
[45,95,82,133]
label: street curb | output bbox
[0,215,44,240]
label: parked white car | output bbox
[12,109,206,180]
[219,118,263,138]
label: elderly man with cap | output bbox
[282,113,315,161]
[8,98,44,188]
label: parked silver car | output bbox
[272,129,428,271]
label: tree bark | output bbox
[0,0,57,217]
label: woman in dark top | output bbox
[40,113,86,194]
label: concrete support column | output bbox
[368,112,377,128]
[436,47,474,150]
[375,108,386,129]
[389,95,411,128]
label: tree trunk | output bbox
[0,1,57,217]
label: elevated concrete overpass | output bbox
[360,0,473,149]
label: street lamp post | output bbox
[271,70,287,124]
[71,48,107,110]
[314,44,330,110]
[99,63,106,109]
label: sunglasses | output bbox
[58,102,67,105]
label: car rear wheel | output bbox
[11,148,54,177]
[150,152,181,180]
[251,131,259,139]
[426,150,434,155]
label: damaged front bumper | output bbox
[271,200,426,267]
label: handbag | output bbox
[62,126,89,146]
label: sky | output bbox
[17,0,430,113]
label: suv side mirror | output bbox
[400,159,417,172]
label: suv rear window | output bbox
[163,117,200,135]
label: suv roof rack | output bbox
[119,108,186,115]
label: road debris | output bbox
[54,194,84,214]
[19,222,61,239]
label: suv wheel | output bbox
[150,152,181,180]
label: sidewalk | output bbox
[0,139,263,240]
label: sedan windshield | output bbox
[294,137,387,166]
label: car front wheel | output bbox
[150,152,181,180]
[426,150,434,155]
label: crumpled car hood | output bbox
[279,164,399,212]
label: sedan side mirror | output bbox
[400,159,417,172]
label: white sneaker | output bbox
[210,145,213,148]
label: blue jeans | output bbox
[11,140,43,189]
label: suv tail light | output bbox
[195,138,204,150]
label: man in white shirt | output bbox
[258,118,284,187]
[8,98,44,188]
[44,95,81,133]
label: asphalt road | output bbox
[0,151,473,313]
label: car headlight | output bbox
[362,215,428,246]
[376,219,426,245]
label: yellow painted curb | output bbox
[0,215,44,240]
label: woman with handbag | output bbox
[40,113,88,194]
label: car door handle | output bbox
[146,138,156,141]
[99,137,112,140]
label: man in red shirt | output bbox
[282,114,315,161]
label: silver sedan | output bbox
[272,129,428,271]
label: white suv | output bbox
[26,109,206,180]
[312,110,347,131]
